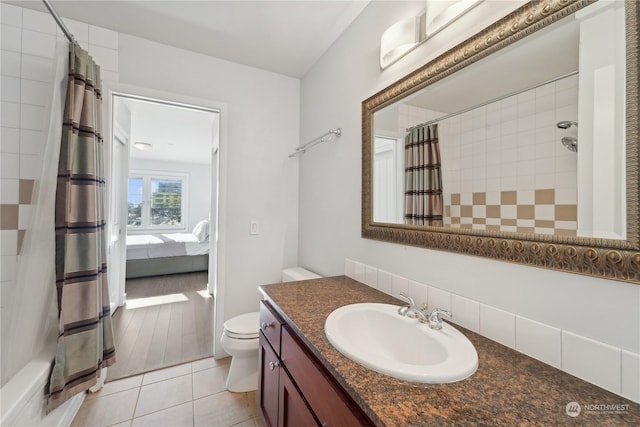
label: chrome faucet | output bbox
[397,292,417,317]
[397,293,451,329]
[398,293,428,319]
[426,308,452,330]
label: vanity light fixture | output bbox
[380,13,426,70]
[133,141,152,151]
[380,0,483,69]
[425,0,483,38]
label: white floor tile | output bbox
[88,375,143,400]
[142,363,192,386]
[131,401,193,427]
[135,374,193,418]
[193,366,229,400]
[193,392,253,427]
[192,356,230,373]
[71,388,138,427]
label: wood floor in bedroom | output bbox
[107,271,216,382]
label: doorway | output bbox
[106,91,221,381]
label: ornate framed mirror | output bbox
[362,0,640,283]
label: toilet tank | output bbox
[281,267,321,282]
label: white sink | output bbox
[324,303,478,383]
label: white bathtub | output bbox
[0,354,84,427]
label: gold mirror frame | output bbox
[362,0,640,284]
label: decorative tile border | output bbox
[444,188,577,236]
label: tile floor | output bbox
[72,357,262,427]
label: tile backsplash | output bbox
[344,258,639,404]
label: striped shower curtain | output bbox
[405,124,443,226]
[47,44,116,413]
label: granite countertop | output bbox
[259,276,640,426]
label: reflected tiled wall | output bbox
[445,188,577,235]
[439,75,579,233]
[393,76,580,234]
[0,3,119,386]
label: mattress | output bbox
[126,233,209,260]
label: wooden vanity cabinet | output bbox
[258,303,316,427]
[258,301,371,427]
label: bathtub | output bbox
[0,353,84,427]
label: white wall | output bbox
[129,157,211,233]
[117,34,301,334]
[298,0,639,391]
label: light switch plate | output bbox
[250,221,259,235]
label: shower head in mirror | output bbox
[557,120,578,129]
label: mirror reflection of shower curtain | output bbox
[404,124,443,226]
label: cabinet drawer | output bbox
[260,301,283,355]
[281,326,366,426]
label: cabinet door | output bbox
[278,368,318,427]
[281,327,368,426]
[259,334,280,427]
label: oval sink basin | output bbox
[325,303,478,383]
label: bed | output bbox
[125,220,210,278]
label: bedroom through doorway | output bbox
[107,94,220,381]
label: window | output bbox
[128,172,188,231]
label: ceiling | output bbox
[116,96,218,165]
[13,0,370,78]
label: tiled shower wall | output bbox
[0,3,119,386]
[396,75,579,235]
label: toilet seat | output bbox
[223,312,260,340]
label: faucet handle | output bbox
[397,292,417,317]
[427,308,451,330]
[398,292,415,307]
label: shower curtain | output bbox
[405,123,443,226]
[47,43,116,413]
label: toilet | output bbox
[221,267,321,392]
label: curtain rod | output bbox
[407,70,579,131]
[289,128,342,158]
[42,0,77,45]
